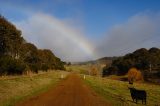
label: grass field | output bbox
[1,64,160,106]
[84,75,160,106]
[0,71,69,106]
[65,65,91,74]
[67,65,160,105]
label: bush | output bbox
[29,64,39,73]
[41,64,49,72]
[54,64,65,70]
[90,65,99,76]
[102,66,118,77]
[128,68,143,82]
[0,56,26,75]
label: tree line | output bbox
[0,15,65,75]
[103,48,160,80]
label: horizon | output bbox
[0,0,160,62]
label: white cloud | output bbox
[96,12,160,57]
[15,12,160,62]
[15,13,95,62]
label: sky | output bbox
[0,0,160,62]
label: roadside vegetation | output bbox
[0,71,68,106]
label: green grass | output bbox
[65,65,91,74]
[0,71,69,106]
[68,65,160,105]
[83,75,160,106]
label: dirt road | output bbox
[16,74,111,106]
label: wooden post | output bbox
[83,75,86,79]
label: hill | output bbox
[73,57,117,65]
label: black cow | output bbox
[128,87,147,104]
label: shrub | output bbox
[90,65,99,76]
[0,56,26,75]
[29,64,39,73]
[41,64,49,72]
[128,68,143,82]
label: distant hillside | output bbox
[96,57,118,65]
[103,47,160,83]
[74,57,118,65]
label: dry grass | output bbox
[65,65,91,74]
[65,64,103,76]
[0,71,69,106]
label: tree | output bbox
[0,15,23,58]
[37,49,65,70]
[102,66,118,77]
[0,15,65,75]
[128,68,143,83]
[0,56,26,75]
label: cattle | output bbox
[128,87,147,104]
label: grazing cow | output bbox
[128,87,147,104]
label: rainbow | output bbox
[16,13,97,61]
[38,13,97,60]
